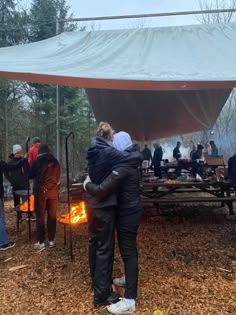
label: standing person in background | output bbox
[30,144,60,250]
[190,144,197,160]
[191,144,204,177]
[173,141,182,160]
[228,153,236,188]
[151,143,163,179]
[209,140,218,156]
[28,137,40,166]
[142,144,152,163]
[203,143,211,158]
[0,157,28,250]
[5,144,32,222]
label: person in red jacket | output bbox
[28,137,40,166]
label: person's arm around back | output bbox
[85,165,130,201]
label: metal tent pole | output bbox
[65,131,75,260]
[56,20,60,162]
[26,136,31,239]
[58,8,236,23]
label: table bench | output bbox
[141,181,235,215]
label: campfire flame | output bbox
[19,195,34,212]
[57,201,87,225]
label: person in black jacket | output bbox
[173,141,182,160]
[142,144,152,162]
[151,142,163,178]
[85,123,143,308]
[30,144,60,250]
[0,157,28,250]
[5,144,31,222]
[85,131,143,315]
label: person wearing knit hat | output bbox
[32,137,40,144]
[28,137,40,166]
[5,144,31,225]
[12,144,22,155]
[29,144,60,250]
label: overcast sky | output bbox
[65,0,202,29]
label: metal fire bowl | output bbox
[14,190,32,196]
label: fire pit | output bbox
[57,201,87,225]
[19,195,35,212]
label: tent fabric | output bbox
[0,23,236,90]
[86,89,231,140]
[0,23,235,139]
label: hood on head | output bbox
[113,131,132,152]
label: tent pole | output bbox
[65,131,75,260]
[56,19,60,162]
[58,8,236,23]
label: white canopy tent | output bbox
[0,22,235,139]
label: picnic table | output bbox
[141,180,235,215]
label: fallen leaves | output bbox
[1,202,236,314]
[9,264,28,272]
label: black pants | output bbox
[87,206,116,304]
[13,192,27,220]
[154,165,162,178]
[116,204,143,299]
[34,194,57,243]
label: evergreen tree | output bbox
[0,1,31,158]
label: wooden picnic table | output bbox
[141,180,235,215]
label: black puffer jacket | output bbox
[86,145,143,209]
[29,153,60,198]
[85,137,143,209]
[5,155,29,190]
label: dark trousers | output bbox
[34,194,57,243]
[116,204,143,299]
[87,206,116,303]
[154,165,162,178]
[13,192,26,220]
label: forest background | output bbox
[0,0,236,176]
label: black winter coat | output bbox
[228,155,236,185]
[0,159,28,198]
[85,137,143,209]
[5,155,29,190]
[29,153,60,198]
[86,145,143,209]
[151,147,163,167]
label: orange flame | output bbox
[19,195,35,212]
[57,201,87,225]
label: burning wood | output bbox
[57,201,87,225]
[19,195,34,212]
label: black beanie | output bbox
[38,144,50,155]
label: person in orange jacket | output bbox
[28,137,40,166]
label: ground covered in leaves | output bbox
[1,201,236,315]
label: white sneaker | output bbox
[107,298,135,315]
[48,241,55,248]
[113,275,126,287]
[34,242,45,250]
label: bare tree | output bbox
[198,0,236,23]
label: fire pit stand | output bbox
[14,191,35,238]
[65,131,75,260]
[25,136,32,239]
